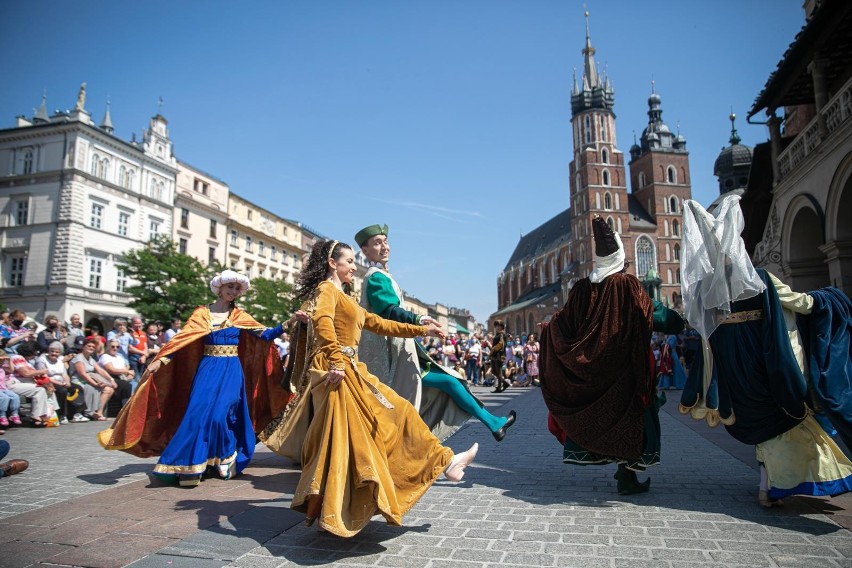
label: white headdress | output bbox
[210,269,251,296]
[681,195,765,340]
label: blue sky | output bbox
[1,1,806,323]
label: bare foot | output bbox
[444,442,479,482]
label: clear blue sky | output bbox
[1,1,805,323]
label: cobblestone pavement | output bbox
[1,386,851,568]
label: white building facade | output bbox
[174,161,229,266]
[0,86,175,329]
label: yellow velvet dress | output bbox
[290,281,453,537]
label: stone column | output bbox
[808,57,829,137]
[767,111,783,184]
[820,240,852,296]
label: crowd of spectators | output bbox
[0,309,172,432]
[419,330,541,390]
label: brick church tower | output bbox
[568,13,632,281]
[628,82,692,306]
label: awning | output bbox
[455,322,472,335]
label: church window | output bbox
[601,148,609,164]
[672,220,680,236]
[669,196,678,213]
[667,166,676,184]
[615,193,620,210]
[604,192,612,210]
[22,149,33,174]
[600,117,607,142]
[584,116,591,144]
[635,236,656,279]
[667,268,673,284]
[638,172,646,188]
[602,169,610,186]
[617,218,622,233]
[664,219,670,236]
[606,217,614,230]
[674,244,681,261]
[666,243,671,261]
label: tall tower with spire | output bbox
[568,11,631,279]
[627,83,692,305]
[713,112,753,195]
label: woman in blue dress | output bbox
[100,270,300,487]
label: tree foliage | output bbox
[241,276,298,327]
[119,235,218,323]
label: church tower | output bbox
[568,12,631,279]
[628,84,692,306]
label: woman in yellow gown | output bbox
[261,239,478,537]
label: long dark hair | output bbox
[295,239,353,302]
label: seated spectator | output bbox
[6,341,52,426]
[36,314,64,351]
[451,359,467,382]
[98,340,134,404]
[1,309,36,354]
[36,342,88,424]
[69,338,115,421]
[500,359,518,391]
[106,319,138,364]
[0,355,22,427]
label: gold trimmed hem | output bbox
[152,451,238,475]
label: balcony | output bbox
[778,75,852,178]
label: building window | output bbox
[667,166,677,184]
[606,216,614,230]
[194,178,209,195]
[230,260,237,269]
[584,115,591,144]
[601,148,608,164]
[293,253,299,268]
[638,172,646,188]
[118,211,130,236]
[635,236,656,278]
[180,208,189,229]
[602,169,610,186]
[674,243,681,261]
[209,219,217,239]
[116,268,127,293]
[667,268,673,284]
[88,258,103,289]
[669,196,678,213]
[90,202,104,229]
[22,149,34,174]
[9,257,24,287]
[245,236,252,252]
[99,158,109,179]
[600,117,607,142]
[258,241,266,257]
[574,173,581,195]
[230,230,238,246]
[672,220,680,237]
[247,210,253,221]
[604,192,612,210]
[208,247,217,265]
[90,153,100,175]
[149,219,160,240]
[118,166,127,188]
[14,200,29,226]
[179,238,188,255]
[270,245,277,261]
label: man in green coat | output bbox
[355,224,516,442]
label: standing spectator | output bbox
[69,338,116,421]
[273,331,290,369]
[35,342,88,423]
[66,314,85,340]
[441,338,455,367]
[98,340,135,405]
[37,314,64,351]
[490,321,508,393]
[145,322,162,360]
[465,335,482,386]
[7,341,52,426]
[1,310,35,354]
[107,319,139,363]
[523,333,540,387]
[85,323,106,356]
[0,355,22,427]
[127,317,148,383]
[164,318,181,342]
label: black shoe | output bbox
[492,410,517,442]
[615,465,650,495]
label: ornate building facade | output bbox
[173,160,229,266]
[491,14,693,335]
[0,87,175,330]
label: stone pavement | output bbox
[1,386,852,568]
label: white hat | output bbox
[210,270,251,295]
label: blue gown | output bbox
[153,325,279,479]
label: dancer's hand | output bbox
[420,316,438,326]
[324,368,344,388]
[425,322,445,340]
[289,310,310,326]
[144,360,161,377]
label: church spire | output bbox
[33,90,49,123]
[582,11,600,89]
[728,110,741,145]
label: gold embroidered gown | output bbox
[262,281,453,537]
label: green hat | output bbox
[354,224,389,247]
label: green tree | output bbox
[241,276,298,327]
[119,235,218,323]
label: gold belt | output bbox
[720,309,764,324]
[203,345,239,357]
[340,345,394,410]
